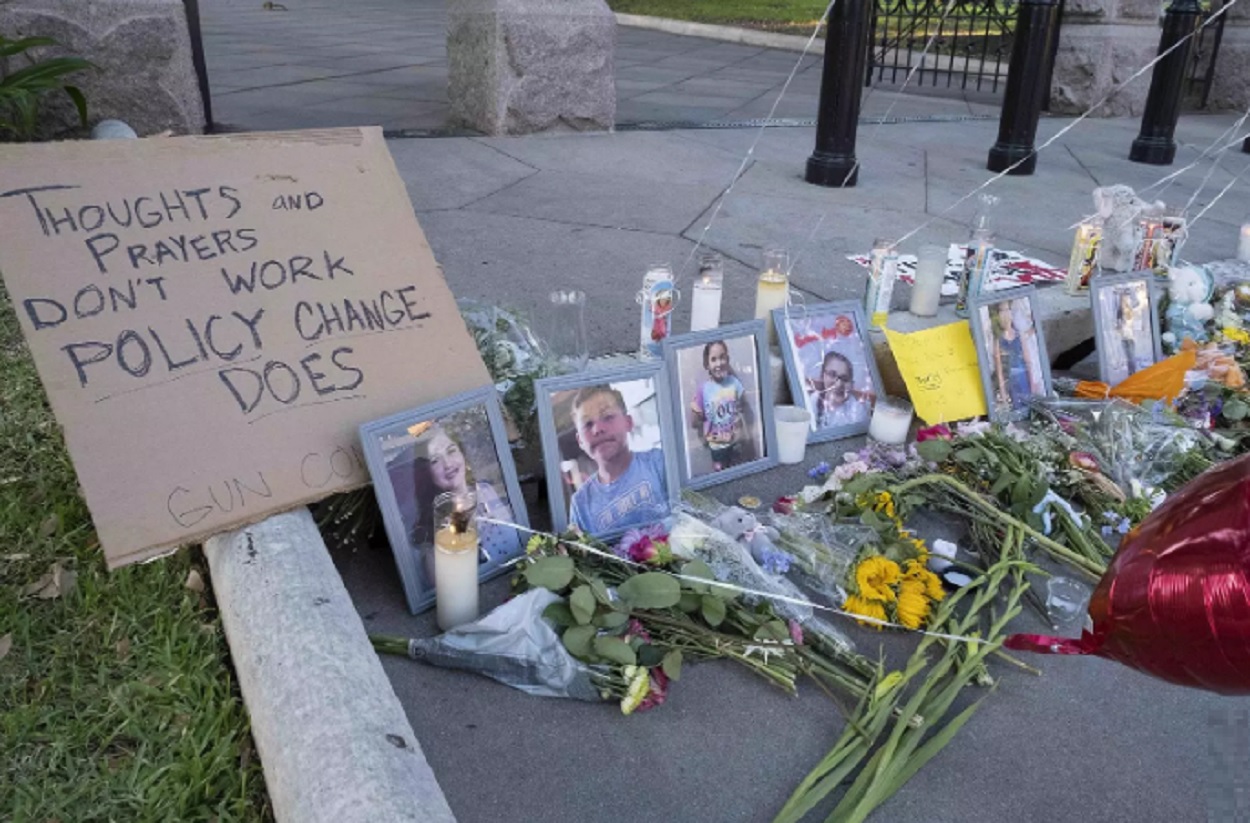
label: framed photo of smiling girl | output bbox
[772,301,883,443]
[360,387,528,614]
[535,360,680,541]
[663,320,778,489]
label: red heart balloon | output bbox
[1006,453,1250,695]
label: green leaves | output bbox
[562,625,596,659]
[0,35,95,140]
[661,650,683,681]
[1224,396,1249,422]
[524,556,574,591]
[569,585,596,625]
[914,439,952,463]
[592,636,636,666]
[700,594,726,627]
[617,572,681,610]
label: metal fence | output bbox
[1185,0,1228,109]
[867,0,1018,93]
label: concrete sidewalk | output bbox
[197,3,1250,821]
[199,0,1000,133]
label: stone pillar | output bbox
[1051,0,1250,117]
[0,0,206,137]
[448,0,616,135]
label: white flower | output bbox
[799,484,826,504]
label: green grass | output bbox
[608,0,831,31]
[0,281,270,822]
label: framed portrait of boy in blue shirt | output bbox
[535,361,680,541]
[662,320,779,489]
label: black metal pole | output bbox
[987,0,1060,175]
[1243,135,1249,154]
[805,0,872,188]
[1129,0,1203,165]
[183,0,214,133]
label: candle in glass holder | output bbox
[690,252,724,331]
[638,263,677,358]
[909,244,946,317]
[1064,218,1102,295]
[754,246,789,345]
[433,490,479,632]
[868,396,914,445]
[864,238,898,329]
[1135,218,1164,272]
[1239,224,1250,263]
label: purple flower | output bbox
[617,524,669,564]
[788,619,804,646]
[1101,525,1113,538]
[759,546,793,575]
[1213,397,1224,419]
[808,461,831,479]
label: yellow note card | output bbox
[884,322,987,425]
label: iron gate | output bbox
[1185,0,1228,109]
[866,0,1019,93]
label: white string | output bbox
[1185,158,1250,229]
[679,0,837,278]
[484,517,994,646]
[895,0,1242,247]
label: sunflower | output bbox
[902,560,946,603]
[843,593,888,628]
[896,580,931,629]
[855,556,901,602]
[873,492,896,519]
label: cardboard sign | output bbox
[0,128,490,567]
[884,322,987,425]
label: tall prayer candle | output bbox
[433,490,479,632]
[864,238,898,329]
[638,264,676,358]
[690,253,724,332]
[1064,219,1102,295]
[754,246,789,345]
[1239,224,1250,263]
[909,244,946,316]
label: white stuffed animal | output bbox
[710,507,784,569]
[1093,185,1165,273]
[1163,264,1215,349]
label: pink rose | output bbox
[916,424,953,442]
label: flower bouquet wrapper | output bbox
[668,509,856,654]
[406,588,601,702]
[768,512,871,606]
[1005,453,1250,695]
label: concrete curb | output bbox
[205,508,455,823]
[614,13,825,55]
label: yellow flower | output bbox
[1223,327,1250,345]
[896,582,931,629]
[855,556,901,602]
[620,667,651,715]
[843,594,887,628]
[874,492,896,519]
[902,560,946,602]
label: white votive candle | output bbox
[909,244,945,317]
[1239,224,1250,263]
[690,271,724,332]
[435,526,479,631]
[868,396,914,445]
[433,491,480,631]
[755,247,790,345]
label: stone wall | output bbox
[448,0,615,135]
[1050,0,1250,116]
[0,0,205,137]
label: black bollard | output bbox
[1129,0,1203,165]
[987,0,1060,175]
[805,0,872,187]
[1244,135,1249,154]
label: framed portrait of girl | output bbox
[969,286,1053,422]
[662,320,778,489]
[1090,273,1163,386]
[772,301,883,442]
[360,387,528,614]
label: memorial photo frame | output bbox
[1090,272,1163,387]
[969,286,1053,422]
[772,301,883,442]
[360,387,528,615]
[662,320,778,489]
[535,361,680,541]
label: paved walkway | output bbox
[198,3,1250,822]
[199,0,999,133]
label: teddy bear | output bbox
[1093,185,1166,273]
[1163,264,1215,350]
[710,507,791,574]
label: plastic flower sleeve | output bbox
[404,588,601,701]
[768,512,872,606]
[668,509,857,654]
